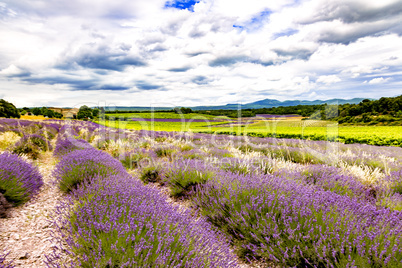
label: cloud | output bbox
[192,75,210,85]
[233,9,272,31]
[167,66,192,72]
[272,28,299,39]
[316,75,341,85]
[368,77,390,84]
[57,44,146,71]
[99,85,131,90]
[135,81,163,90]
[297,1,402,24]
[0,2,17,19]
[0,64,31,77]
[273,48,314,61]
[209,56,249,67]
[1,0,402,107]
[21,74,132,91]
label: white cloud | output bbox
[317,75,341,84]
[368,77,390,84]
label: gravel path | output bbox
[0,152,63,267]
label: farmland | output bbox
[1,117,402,267]
[98,112,402,147]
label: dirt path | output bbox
[0,152,63,267]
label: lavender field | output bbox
[1,118,402,267]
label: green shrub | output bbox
[12,143,40,160]
[140,166,161,184]
[165,169,214,198]
[155,147,174,158]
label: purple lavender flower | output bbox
[48,174,238,267]
[52,148,127,193]
[0,250,14,268]
[53,136,92,158]
[0,152,43,206]
[193,170,402,267]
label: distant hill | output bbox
[191,98,369,110]
[103,98,370,111]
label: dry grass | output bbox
[0,131,21,151]
[20,115,48,120]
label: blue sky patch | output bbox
[164,0,200,11]
[233,9,272,31]
[273,28,299,39]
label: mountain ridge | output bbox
[102,97,372,111]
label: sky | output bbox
[0,0,401,108]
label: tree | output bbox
[41,107,49,116]
[173,107,193,114]
[0,99,20,118]
[32,107,41,116]
[54,112,63,119]
[77,105,93,120]
[45,109,55,118]
[92,108,100,118]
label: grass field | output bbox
[97,112,402,147]
[106,112,219,120]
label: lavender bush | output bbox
[49,174,238,268]
[53,148,127,193]
[53,136,92,158]
[193,171,402,267]
[0,152,43,206]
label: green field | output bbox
[97,113,402,147]
[105,112,220,120]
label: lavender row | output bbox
[48,133,238,267]
[120,142,401,211]
[0,152,43,207]
[192,171,402,267]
